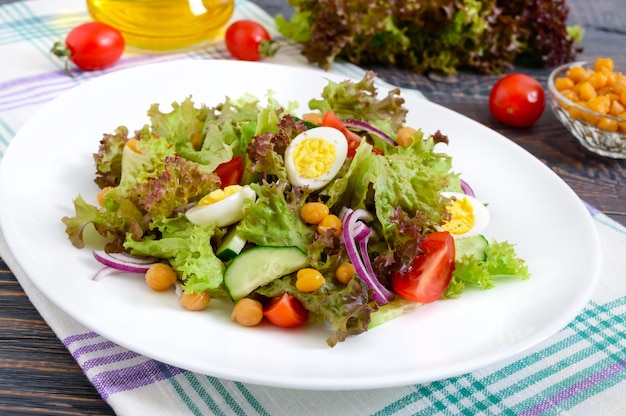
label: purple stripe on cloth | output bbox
[519,359,626,416]
[583,200,601,216]
[0,84,75,111]
[63,332,120,359]
[82,350,142,372]
[2,80,72,100]
[0,70,74,92]
[91,360,184,399]
[0,55,169,111]
[71,340,119,358]
[63,331,103,345]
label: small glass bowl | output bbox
[547,61,626,159]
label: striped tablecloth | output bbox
[1,0,625,414]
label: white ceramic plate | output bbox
[0,60,601,390]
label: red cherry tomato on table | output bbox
[489,73,546,127]
[225,20,279,62]
[51,22,125,74]
[391,231,455,304]
[263,293,309,328]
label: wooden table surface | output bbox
[1,0,624,414]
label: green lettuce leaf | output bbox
[108,132,219,220]
[93,126,128,189]
[308,70,407,132]
[147,96,207,164]
[234,180,315,252]
[124,215,226,295]
[445,240,530,298]
[62,195,145,251]
[323,133,458,245]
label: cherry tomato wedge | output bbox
[320,110,384,157]
[225,20,278,62]
[51,22,124,74]
[214,155,244,188]
[263,293,309,328]
[489,73,546,127]
[391,231,455,303]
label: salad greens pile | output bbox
[62,71,529,347]
[276,0,583,74]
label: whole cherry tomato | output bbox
[489,73,546,127]
[51,22,125,74]
[225,20,279,62]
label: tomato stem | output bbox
[50,41,74,78]
[259,39,280,58]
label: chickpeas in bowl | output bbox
[548,57,626,158]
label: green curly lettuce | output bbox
[93,126,129,189]
[124,215,226,295]
[63,127,220,249]
[234,179,315,252]
[445,240,531,298]
[62,195,145,252]
[308,70,407,132]
[323,134,459,246]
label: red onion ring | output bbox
[92,250,158,278]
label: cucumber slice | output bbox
[224,246,308,301]
[454,234,488,261]
[216,230,247,260]
[369,298,419,329]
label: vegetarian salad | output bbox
[62,72,530,347]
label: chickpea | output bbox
[610,100,625,117]
[335,262,356,285]
[397,126,418,147]
[586,96,610,114]
[587,72,608,90]
[300,202,330,224]
[296,268,325,292]
[191,132,203,150]
[579,82,597,101]
[125,138,141,154]
[317,214,342,237]
[302,112,323,126]
[554,77,574,91]
[97,186,113,206]
[145,263,177,291]
[556,58,626,132]
[179,291,211,311]
[594,57,614,73]
[597,118,619,132]
[566,65,589,83]
[231,298,264,327]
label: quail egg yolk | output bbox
[185,185,256,227]
[198,185,242,206]
[439,191,490,238]
[441,197,475,235]
[293,138,336,179]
